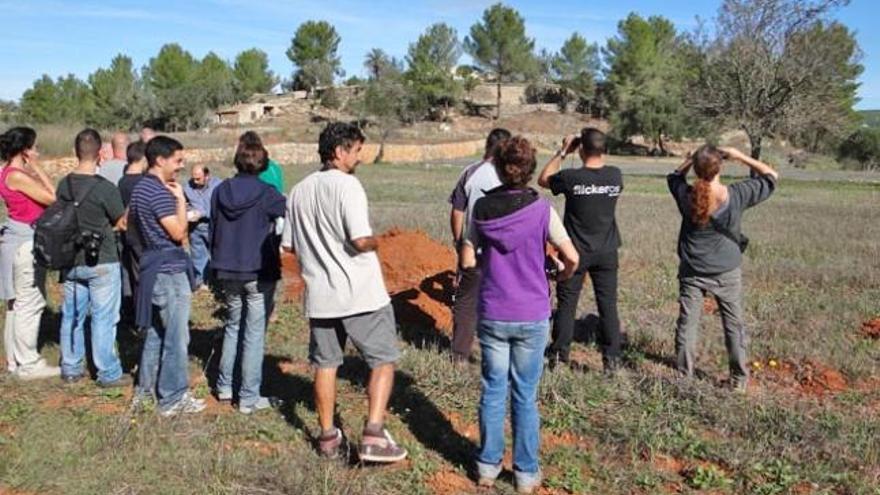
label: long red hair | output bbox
[690,145,723,226]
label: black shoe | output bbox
[98,374,134,388]
[602,356,623,377]
[547,351,569,371]
[61,374,83,384]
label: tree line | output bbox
[5,47,276,132]
[1,0,872,166]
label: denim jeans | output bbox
[216,280,275,406]
[60,262,123,384]
[477,318,549,481]
[137,272,192,408]
[189,223,210,286]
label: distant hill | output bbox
[858,110,880,128]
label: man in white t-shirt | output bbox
[282,122,406,464]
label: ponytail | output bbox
[0,127,37,162]
[689,145,723,226]
[691,179,713,226]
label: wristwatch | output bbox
[555,148,567,159]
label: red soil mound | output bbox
[754,358,848,397]
[280,228,456,332]
[861,318,880,339]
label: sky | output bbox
[0,0,877,109]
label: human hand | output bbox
[718,146,745,162]
[165,182,186,202]
[562,134,580,155]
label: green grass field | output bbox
[1,162,879,494]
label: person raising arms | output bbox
[667,145,778,391]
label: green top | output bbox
[259,159,285,195]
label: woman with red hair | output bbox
[667,146,778,391]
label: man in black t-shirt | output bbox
[538,128,623,373]
[57,129,129,388]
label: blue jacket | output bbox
[210,174,286,281]
[184,176,222,220]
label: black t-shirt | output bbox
[56,173,125,266]
[548,165,623,254]
[117,173,143,208]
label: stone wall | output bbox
[184,139,485,165]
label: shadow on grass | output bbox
[337,357,475,470]
[391,270,455,352]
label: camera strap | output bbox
[65,175,102,230]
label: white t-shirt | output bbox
[282,169,390,318]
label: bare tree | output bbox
[688,0,861,159]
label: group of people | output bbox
[448,127,777,492]
[0,120,777,493]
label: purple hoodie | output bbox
[474,197,551,322]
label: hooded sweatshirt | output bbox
[210,174,286,281]
[472,188,551,322]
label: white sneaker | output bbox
[159,393,207,417]
[216,389,233,401]
[15,361,60,380]
[239,396,272,415]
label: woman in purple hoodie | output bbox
[460,136,579,494]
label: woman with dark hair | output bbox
[667,145,778,391]
[460,136,579,494]
[210,135,286,413]
[0,127,58,379]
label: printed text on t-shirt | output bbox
[572,184,621,196]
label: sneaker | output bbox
[215,389,233,402]
[159,393,207,417]
[515,471,543,494]
[239,396,272,415]
[358,428,408,463]
[61,374,84,384]
[98,374,134,388]
[476,461,502,488]
[602,356,623,378]
[317,428,344,459]
[15,362,60,380]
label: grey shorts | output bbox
[309,304,400,369]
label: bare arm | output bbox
[450,208,465,247]
[6,169,55,205]
[350,236,378,253]
[552,239,579,281]
[675,155,694,175]
[28,159,55,196]
[158,182,188,243]
[720,147,779,180]
[114,212,127,232]
[459,241,476,269]
[537,134,576,189]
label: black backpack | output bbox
[33,176,100,270]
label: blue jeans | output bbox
[137,272,192,408]
[60,263,123,384]
[216,280,275,406]
[477,318,549,481]
[189,223,210,286]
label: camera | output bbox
[79,230,104,266]
[566,136,582,154]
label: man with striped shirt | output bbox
[129,136,204,416]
